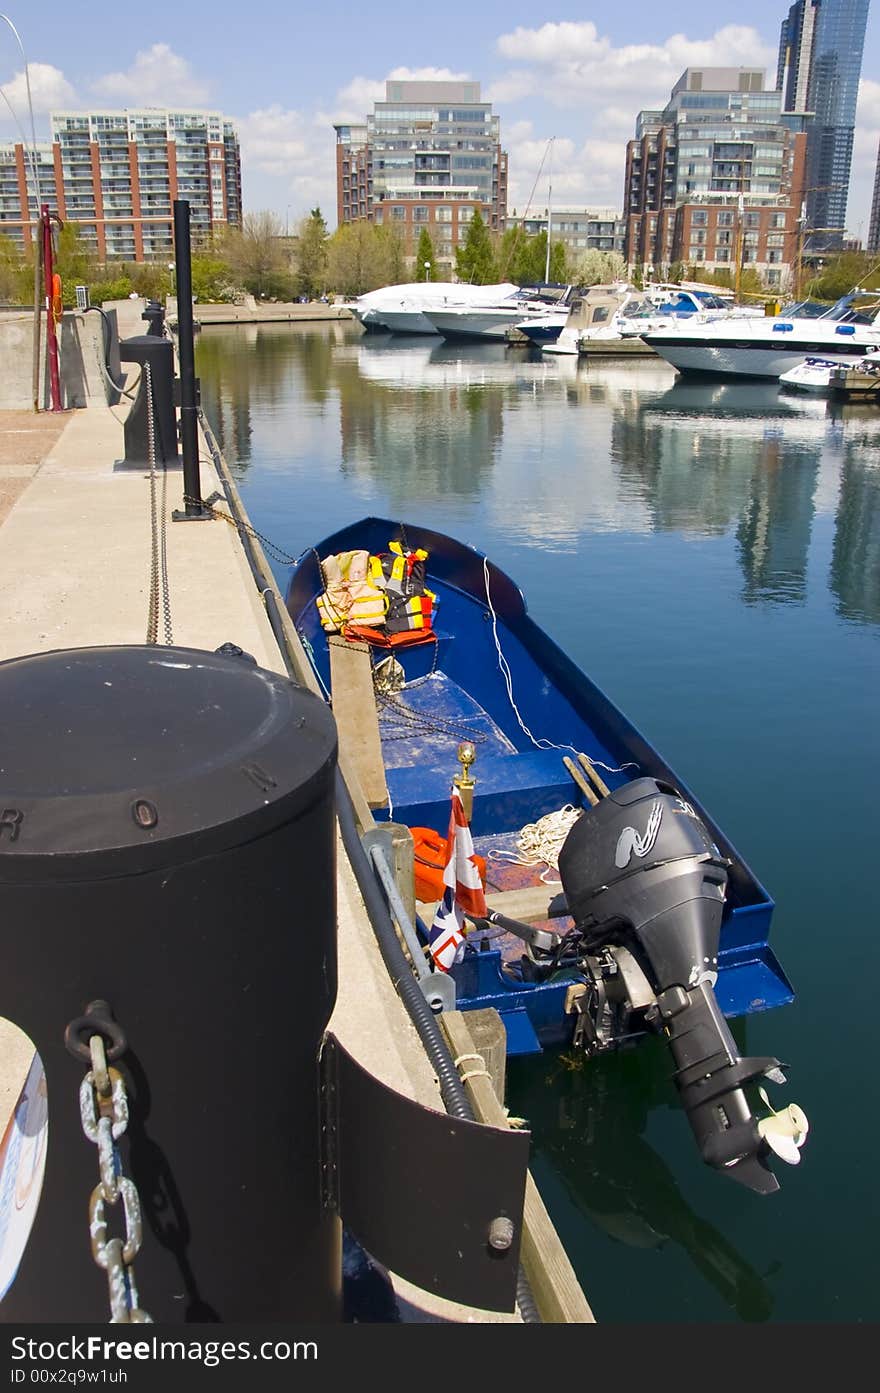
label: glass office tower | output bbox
[777,0,870,246]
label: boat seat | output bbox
[387,747,580,836]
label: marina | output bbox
[197,317,878,1322]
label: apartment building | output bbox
[0,108,242,261]
[334,80,507,265]
[519,208,626,260]
[624,69,807,288]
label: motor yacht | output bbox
[641,291,880,380]
[423,284,579,342]
[350,281,519,335]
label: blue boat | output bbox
[286,517,807,1193]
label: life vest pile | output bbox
[316,540,436,648]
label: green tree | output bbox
[375,225,407,285]
[803,251,880,301]
[326,222,403,296]
[0,232,24,303]
[414,227,437,282]
[295,207,329,298]
[574,249,627,287]
[219,210,296,299]
[667,261,685,285]
[455,209,497,284]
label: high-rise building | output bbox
[0,108,242,260]
[624,69,807,287]
[867,140,880,252]
[334,80,507,268]
[777,0,870,246]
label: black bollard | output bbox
[0,644,340,1323]
[172,200,207,519]
[117,335,179,467]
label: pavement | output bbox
[0,401,519,1324]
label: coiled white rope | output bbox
[488,804,582,885]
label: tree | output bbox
[415,227,437,282]
[803,251,880,302]
[295,207,328,299]
[326,222,403,296]
[503,231,568,286]
[574,249,627,287]
[220,210,295,299]
[455,209,497,284]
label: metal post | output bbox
[172,199,208,520]
[41,205,62,412]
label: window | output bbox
[435,206,452,222]
[390,206,405,220]
[412,205,429,222]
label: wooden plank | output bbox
[440,1010,595,1324]
[485,885,567,922]
[328,635,388,810]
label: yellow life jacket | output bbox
[316,550,387,632]
[373,541,435,634]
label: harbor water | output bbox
[197,321,879,1324]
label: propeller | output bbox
[756,1086,809,1166]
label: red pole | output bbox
[41,204,62,412]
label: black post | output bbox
[0,644,342,1322]
[172,199,207,520]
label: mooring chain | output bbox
[74,1019,152,1324]
[144,362,173,646]
[182,491,304,567]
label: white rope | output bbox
[482,558,636,775]
[488,804,582,884]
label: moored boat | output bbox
[642,291,880,380]
[286,517,808,1194]
[779,348,880,395]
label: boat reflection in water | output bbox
[511,1040,775,1322]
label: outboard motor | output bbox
[556,778,806,1194]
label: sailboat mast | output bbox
[545,137,554,283]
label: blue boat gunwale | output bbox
[285,515,778,925]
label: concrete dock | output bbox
[0,379,591,1323]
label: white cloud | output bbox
[0,63,76,123]
[92,44,211,108]
[331,66,472,124]
[493,22,774,110]
[237,105,336,224]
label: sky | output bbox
[1,2,878,241]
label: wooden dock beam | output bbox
[440,1009,596,1324]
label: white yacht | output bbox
[351,281,520,335]
[779,347,880,394]
[423,284,578,342]
[541,283,744,356]
[641,292,880,380]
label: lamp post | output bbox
[423,260,431,282]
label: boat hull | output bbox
[642,332,880,380]
[372,309,439,335]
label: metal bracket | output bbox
[320,1033,529,1311]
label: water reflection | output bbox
[195,325,880,627]
[831,447,880,625]
[513,1042,775,1322]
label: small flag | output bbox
[428,788,487,972]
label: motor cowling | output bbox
[558,777,729,989]
[557,778,790,1194]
